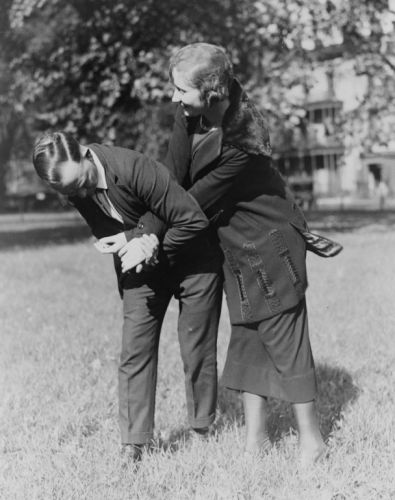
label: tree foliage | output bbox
[1,0,394,200]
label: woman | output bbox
[125,43,341,463]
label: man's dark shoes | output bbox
[121,444,147,467]
[191,426,210,441]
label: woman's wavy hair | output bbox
[169,43,234,107]
[32,131,81,184]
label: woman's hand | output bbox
[119,234,160,273]
[96,232,127,254]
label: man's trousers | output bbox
[118,260,223,445]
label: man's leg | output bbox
[175,269,223,431]
[119,283,170,445]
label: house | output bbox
[272,36,395,209]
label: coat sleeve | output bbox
[126,153,208,256]
[188,146,250,212]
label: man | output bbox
[32,131,223,460]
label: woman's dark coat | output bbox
[138,79,340,325]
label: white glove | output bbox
[119,234,159,273]
[95,232,127,253]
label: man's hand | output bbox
[119,234,159,273]
[95,232,127,254]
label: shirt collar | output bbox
[87,148,107,190]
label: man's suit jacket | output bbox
[70,144,208,290]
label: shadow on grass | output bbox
[0,225,91,250]
[213,363,359,443]
[157,364,359,453]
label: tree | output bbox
[0,0,37,206]
[2,0,394,199]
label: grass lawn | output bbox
[0,212,394,499]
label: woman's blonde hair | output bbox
[169,43,234,107]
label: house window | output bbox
[303,155,312,174]
[315,155,324,169]
[313,109,323,123]
[368,164,382,182]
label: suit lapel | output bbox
[90,143,148,226]
[89,143,123,212]
[102,160,134,225]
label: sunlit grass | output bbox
[1,219,394,499]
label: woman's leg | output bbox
[254,299,324,462]
[242,392,271,453]
[293,400,325,464]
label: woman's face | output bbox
[171,68,205,117]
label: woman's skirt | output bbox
[221,298,317,402]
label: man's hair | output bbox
[169,43,234,107]
[32,131,81,183]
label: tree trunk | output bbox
[0,113,20,210]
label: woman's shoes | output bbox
[244,436,272,458]
[299,444,328,467]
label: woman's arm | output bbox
[188,146,251,212]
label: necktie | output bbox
[93,188,113,219]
